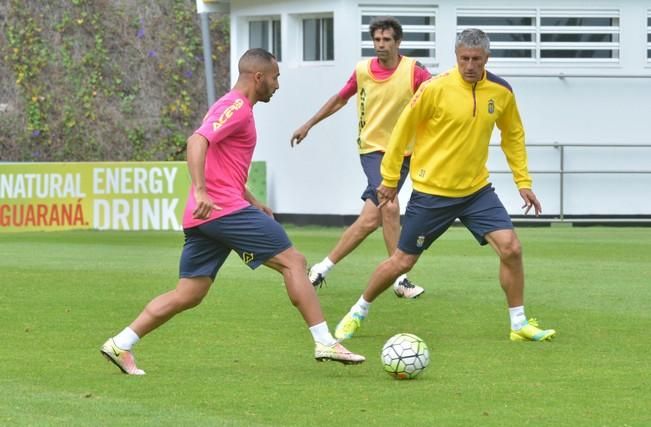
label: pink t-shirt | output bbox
[338,57,431,100]
[182,90,256,229]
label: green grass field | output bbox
[1,226,649,426]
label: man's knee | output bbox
[179,293,205,310]
[287,248,307,268]
[273,247,307,271]
[357,207,382,232]
[497,234,522,261]
[381,200,400,219]
[390,251,418,274]
[175,278,211,310]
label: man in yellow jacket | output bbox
[335,28,556,342]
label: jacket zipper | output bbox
[472,82,477,117]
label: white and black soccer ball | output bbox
[381,333,430,379]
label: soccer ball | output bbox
[381,333,430,379]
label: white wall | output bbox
[228,0,651,218]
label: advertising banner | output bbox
[0,161,266,232]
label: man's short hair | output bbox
[238,48,276,73]
[455,28,491,54]
[369,16,403,41]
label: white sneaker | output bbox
[100,338,146,375]
[314,342,365,365]
[308,265,327,288]
[393,277,425,299]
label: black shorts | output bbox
[179,206,292,280]
[360,151,410,206]
[398,185,514,254]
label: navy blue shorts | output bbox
[179,206,292,280]
[398,185,513,254]
[360,151,410,206]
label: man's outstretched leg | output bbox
[101,277,213,375]
[335,249,419,340]
[308,200,381,287]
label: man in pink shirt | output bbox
[291,17,431,299]
[101,49,365,375]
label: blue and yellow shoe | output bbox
[334,312,365,341]
[510,318,556,342]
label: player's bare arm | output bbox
[290,94,348,147]
[519,188,542,216]
[186,133,221,219]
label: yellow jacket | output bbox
[381,67,532,197]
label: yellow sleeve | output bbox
[381,81,432,188]
[497,94,532,189]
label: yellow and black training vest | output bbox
[355,57,416,155]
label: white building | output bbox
[202,0,651,223]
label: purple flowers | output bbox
[136,19,145,39]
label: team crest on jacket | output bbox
[488,99,495,114]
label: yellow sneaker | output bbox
[510,318,556,342]
[314,342,365,365]
[334,312,365,341]
[100,338,146,375]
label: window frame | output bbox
[456,8,621,66]
[300,14,335,63]
[247,16,282,61]
[647,11,651,64]
[539,9,620,63]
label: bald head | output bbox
[238,48,276,74]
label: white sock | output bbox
[113,327,140,350]
[314,257,335,275]
[309,321,337,346]
[509,306,527,331]
[393,274,407,286]
[352,296,371,317]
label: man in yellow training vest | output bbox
[335,28,557,342]
[290,17,430,299]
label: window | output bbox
[249,18,282,61]
[457,8,620,63]
[457,10,536,60]
[539,11,619,61]
[360,6,437,67]
[302,16,334,61]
